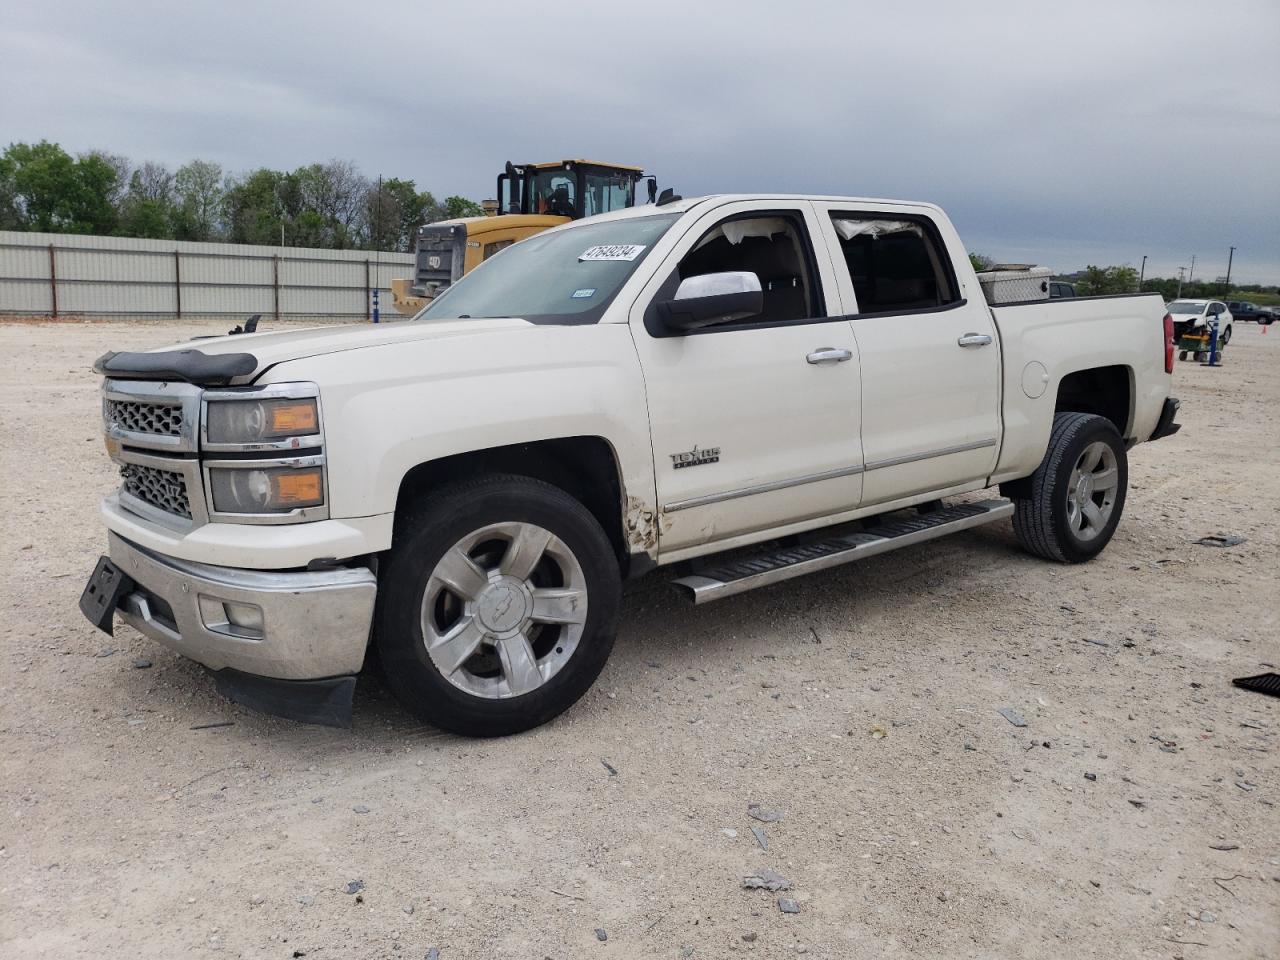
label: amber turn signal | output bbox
[272,468,324,506]
[267,401,319,435]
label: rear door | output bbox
[812,204,1001,505]
[628,199,864,555]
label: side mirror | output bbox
[657,272,763,332]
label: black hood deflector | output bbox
[94,349,258,386]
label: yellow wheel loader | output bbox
[390,159,657,316]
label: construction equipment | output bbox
[390,159,657,315]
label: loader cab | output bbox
[498,160,657,220]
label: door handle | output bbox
[806,347,853,364]
[957,333,993,348]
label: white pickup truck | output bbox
[81,194,1182,735]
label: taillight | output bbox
[1163,313,1174,374]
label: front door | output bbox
[629,200,864,555]
[813,204,1001,505]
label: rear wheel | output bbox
[1178,350,1188,361]
[1013,412,1128,563]
[375,475,621,736]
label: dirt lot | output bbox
[1,318,1277,960]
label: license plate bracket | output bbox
[79,555,135,635]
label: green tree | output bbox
[968,252,995,272]
[2,141,78,230]
[443,195,485,219]
[117,161,177,238]
[69,151,124,233]
[362,177,444,251]
[173,159,224,240]
[1076,265,1140,296]
[223,168,288,245]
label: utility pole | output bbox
[1188,254,1196,283]
[1176,266,1186,298]
[1224,246,1235,295]
[1139,255,1147,291]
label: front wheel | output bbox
[375,475,621,736]
[1012,412,1128,563]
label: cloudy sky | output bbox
[3,0,1278,281]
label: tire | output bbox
[375,475,621,736]
[1221,326,1231,346]
[1012,412,1128,563]
[1178,350,1188,361]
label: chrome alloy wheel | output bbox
[1065,440,1119,542]
[420,521,588,699]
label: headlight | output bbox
[209,464,325,514]
[206,398,319,444]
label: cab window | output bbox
[583,171,635,216]
[530,170,577,217]
[829,214,958,314]
[674,212,822,324]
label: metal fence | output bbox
[0,230,414,322]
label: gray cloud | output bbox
[3,0,1277,280]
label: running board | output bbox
[670,499,1014,604]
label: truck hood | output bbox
[152,318,534,379]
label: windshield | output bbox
[417,214,678,325]
[1168,301,1207,314]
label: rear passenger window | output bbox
[829,215,958,314]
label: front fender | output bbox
[260,324,656,533]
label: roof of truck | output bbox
[576,194,944,222]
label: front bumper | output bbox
[101,532,377,681]
[1149,397,1182,441]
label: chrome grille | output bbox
[105,398,185,437]
[120,463,192,519]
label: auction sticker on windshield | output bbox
[579,244,646,262]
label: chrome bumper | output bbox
[106,532,377,680]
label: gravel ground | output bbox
[1,318,1277,959]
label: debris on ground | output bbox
[601,759,618,776]
[132,658,152,669]
[353,804,370,814]
[747,803,783,823]
[742,868,793,891]
[425,949,440,960]
[778,897,800,914]
[751,826,769,850]
[869,724,888,739]
[997,707,1027,727]
[595,928,608,941]
[1232,673,1280,698]
[1194,534,1246,548]
[1208,843,1239,851]
[344,880,364,895]
[189,721,235,730]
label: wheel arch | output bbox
[1053,364,1134,439]
[392,436,641,572]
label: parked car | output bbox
[1168,299,1233,359]
[1049,281,1076,298]
[82,194,1180,736]
[1226,300,1275,324]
